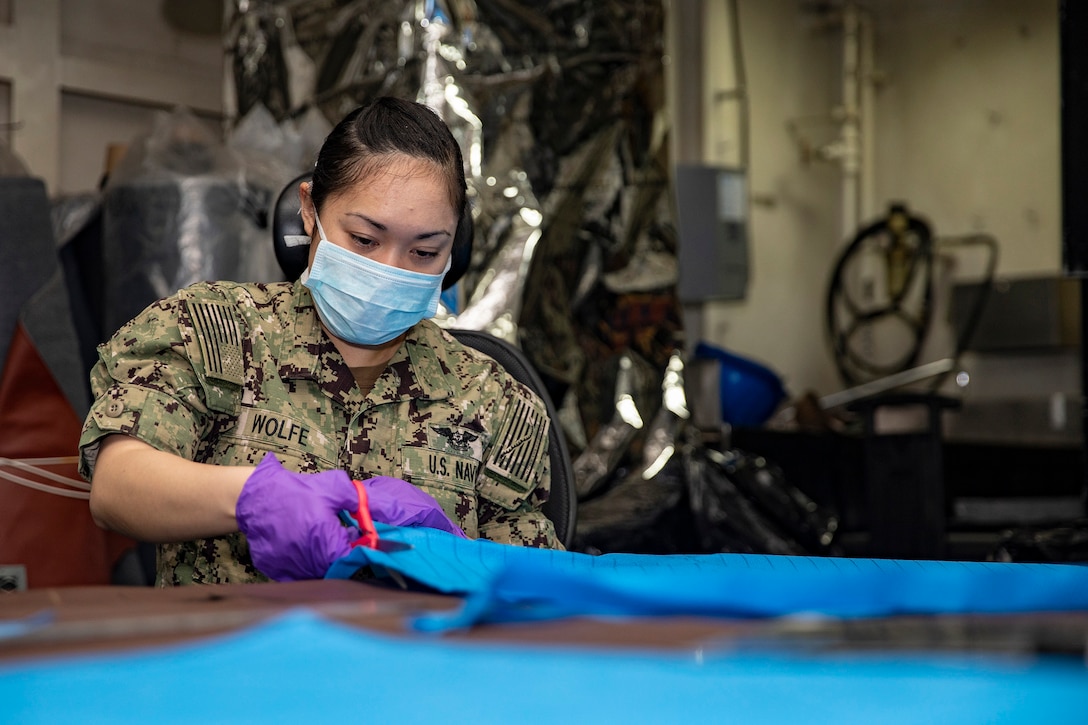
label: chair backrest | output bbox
[271,174,576,547]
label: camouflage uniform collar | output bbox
[399,320,457,401]
[282,282,454,403]
[281,282,325,378]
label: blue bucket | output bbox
[694,342,787,428]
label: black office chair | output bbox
[271,173,576,547]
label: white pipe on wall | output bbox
[816,2,865,238]
[840,1,861,239]
[858,5,877,223]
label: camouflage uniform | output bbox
[79,280,561,586]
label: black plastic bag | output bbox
[702,447,840,556]
[685,446,805,556]
[572,439,842,557]
[572,454,698,555]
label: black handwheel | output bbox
[825,203,936,386]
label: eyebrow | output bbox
[347,212,452,240]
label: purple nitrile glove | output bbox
[359,476,467,539]
[236,452,359,581]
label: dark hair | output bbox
[310,97,467,220]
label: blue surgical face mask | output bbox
[300,213,450,345]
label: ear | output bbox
[298,179,316,238]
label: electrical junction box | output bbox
[673,164,749,302]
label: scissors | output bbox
[337,480,413,554]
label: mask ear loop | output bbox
[312,211,330,244]
[293,195,324,282]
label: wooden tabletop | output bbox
[4,579,1088,666]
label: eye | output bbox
[413,248,439,260]
[349,233,377,250]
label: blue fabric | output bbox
[324,524,1088,630]
[2,610,1087,724]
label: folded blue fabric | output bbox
[325,524,1088,631]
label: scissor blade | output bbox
[373,539,413,553]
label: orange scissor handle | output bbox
[349,480,380,549]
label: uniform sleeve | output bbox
[476,384,564,550]
[78,291,214,480]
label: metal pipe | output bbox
[858,6,876,222]
[840,1,861,238]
